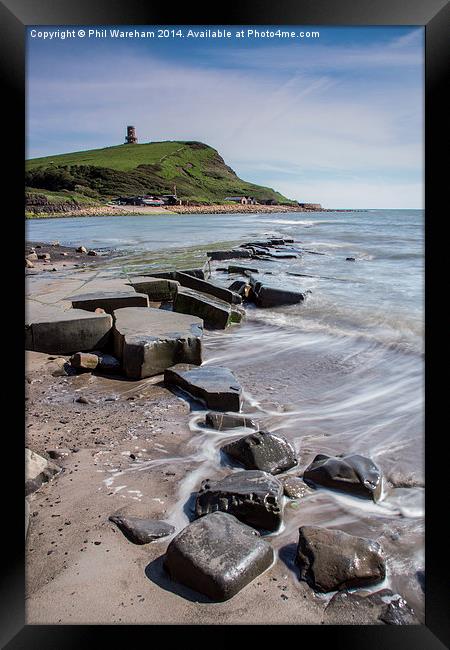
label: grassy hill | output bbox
[26,140,295,206]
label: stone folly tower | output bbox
[125,125,137,144]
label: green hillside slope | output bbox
[26,141,295,205]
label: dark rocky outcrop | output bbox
[127,276,179,301]
[164,363,242,411]
[296,526,386,592]
[205,412,258,431]
[303,453,382,502]
[195,470,283,532]
[113,308,203,379]
[247,276,305,308]
[163,512,274,601]
[253,284,305,308]
[109,514,174,544]
[174,288,243,330]
[207,250,251,261]
[323,589,419,625]
[150,268,205,280]
[221,430,297,474]
[175,272,242,305]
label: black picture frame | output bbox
[1,0,448,646]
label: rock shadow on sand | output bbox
[144,555,214,603]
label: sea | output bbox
[27,209,425,616]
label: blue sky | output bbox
[26,26,424,208]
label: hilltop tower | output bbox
[125,125,137,144]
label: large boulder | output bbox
[25,302,113,355]
[323,589,419,625]
[205,412,258,431]
[164,363,242,411]
[174,288,243,330]
[251,282,305,308]
[127,276,179,301]
[195,470,283,532]
[164,512,274,601]
[221,430,298,474]
[109,514,174,544]
[175,272,242,305]
[113,308,203,379]
[296,526,386,592]
[70,291,149,314]
[303,453,382,502]
[25,448,60,495]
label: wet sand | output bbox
[25,351,326,624]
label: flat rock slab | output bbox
[222,430,298,475]
[205,412,258,431]
[164,363,242,411]
[196,470,283,532]
[26,302,112,354]
[207,250,251,260]
[174,288,243,330]
[175,272,242,305]
[109,515,174,544]
[70,291,149,314]
[69,277,138,297]
[303,453,382,501]
[323,589,419,625]
[113,308,203,380]
[164,512,274,601]
[127,276,179,301]
[150,269,205,280]
[296,525,386,592]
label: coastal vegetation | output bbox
[25,141,296,212]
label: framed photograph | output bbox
[1,0,447,645]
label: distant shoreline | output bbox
[26,203,366,219]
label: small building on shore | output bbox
[224,196,257,205]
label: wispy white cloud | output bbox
[26,28,424,208]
